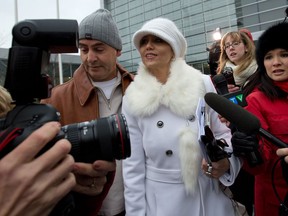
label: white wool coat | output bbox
[122,59,241,216]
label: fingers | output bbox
[33,139,72,173]
[92,160,116,172]
[19,173,76,216]
[276,148,288,157]
[73,161,116,176]
[218,115,230,127]
[227,84,240,93]
[277,148,288,163]
[202,158,230,178]
[45,154,75,186]
[73,175,107,196]
[48,173,76,204]
[201,159,214,177]
[72,161,115,196]
[5,122,62,164]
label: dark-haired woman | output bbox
[233,22,288,216]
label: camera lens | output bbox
[61,114,131,162]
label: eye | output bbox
[224,43,232,49]
[264,54,272,60]
[93,47,104,52]
[154,37,164,43]
[79,47,88,53]
[281,52,288,58]
[140,37,148,46]
[233,41,240,46]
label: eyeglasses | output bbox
[224,41,242,50]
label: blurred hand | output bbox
[277,148,288,163]
[231,131,263,166]
[218,114,230,127]
[228,84,240,93]
[202,158,230,179]
[200,125,231,162]
[72,160,116,196]
[0,122,76,216]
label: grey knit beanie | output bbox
[79,9,122,50]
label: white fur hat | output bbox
[133,17,187,58]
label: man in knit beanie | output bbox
[42,8,133,216]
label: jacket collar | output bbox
[74,63,133,106]
[125,58,206,117]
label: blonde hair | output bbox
[0,86,14,118]
[217,31,255,75]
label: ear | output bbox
[116,50,121,57]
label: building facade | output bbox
[0,0,287,86]
[105,0,287,73]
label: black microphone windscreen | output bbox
[212,74,229,95]
[204,92,260,134]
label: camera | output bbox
[207,40,221,76]
[0,103,131,162]
[221,67,247,107]
[0,19,131,216]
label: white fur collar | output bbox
[125,58,206,117]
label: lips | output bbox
[145,53,157,59]
[88,65,101,69]
[273,69,284,74]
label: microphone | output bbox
[204,92,288,148]
[212,74,247,107]
[212,74,229,95]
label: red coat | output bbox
[42,63,133,216]
[243,89,288,216]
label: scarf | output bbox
[273,80,288,94]
[226,60,257,86]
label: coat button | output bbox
[189,115,195,122]
[157,121,164,128]
[166,150,173,156]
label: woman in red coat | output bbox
[232,22,288,216]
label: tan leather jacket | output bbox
[41,63,133,216]
[42,63,133,125]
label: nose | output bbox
[145,40,154,50]
[86,50,97,63]
[272,56,282,66]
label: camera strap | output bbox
[0,127,22,152]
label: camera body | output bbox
[222,67,236,85]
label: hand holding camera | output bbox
[0,122,76,216]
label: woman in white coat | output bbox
[122,17,242,216]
